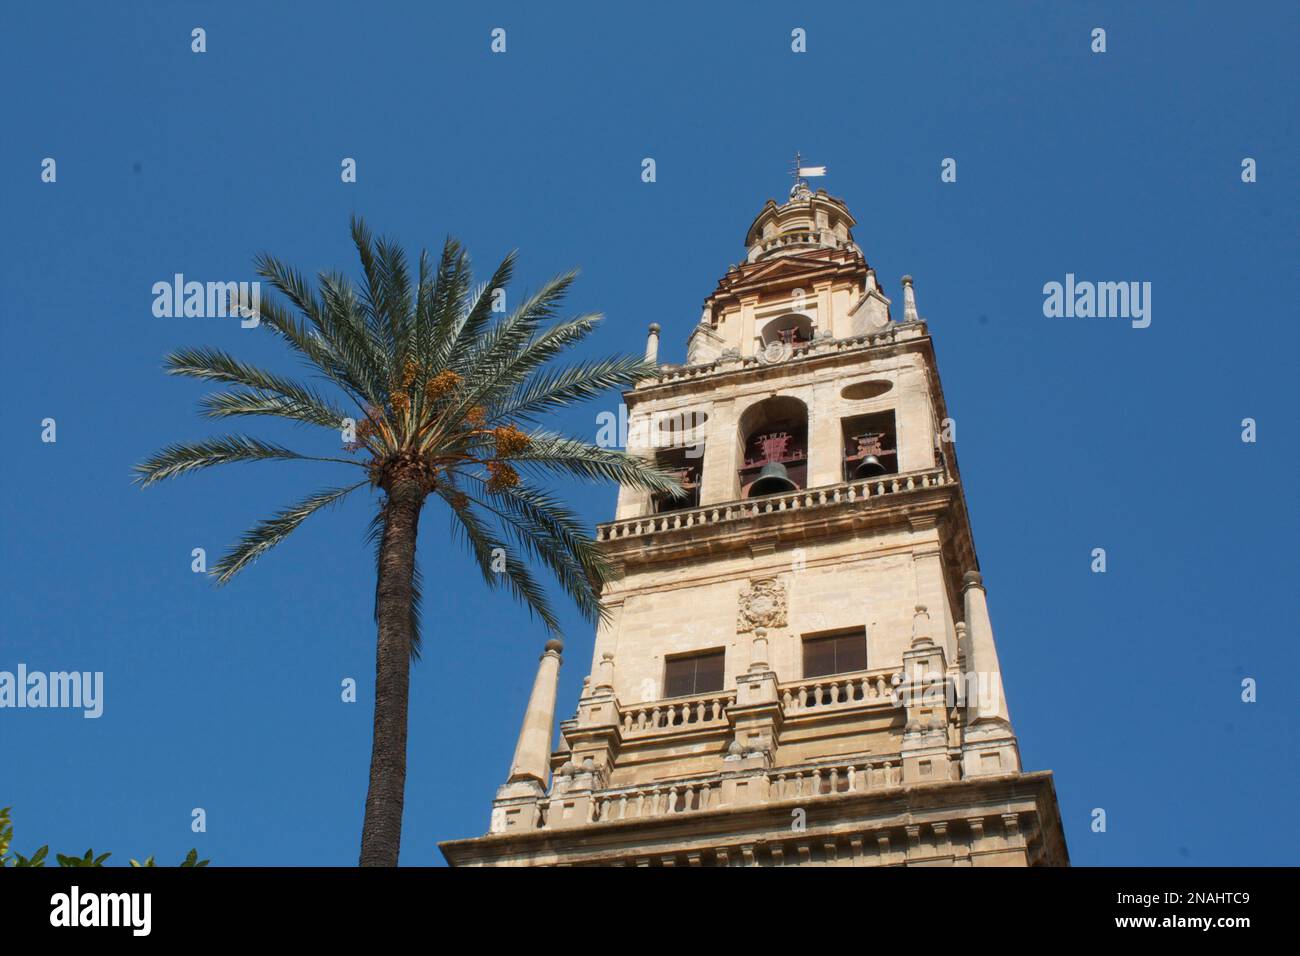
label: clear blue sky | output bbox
[2,1,1297,866]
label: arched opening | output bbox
[651,447,702,513]
[758,312,814,349]
[736,396,808,498]
[650,409,708,513]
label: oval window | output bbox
[841,380,893,401]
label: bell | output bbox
[855,455,886,478]
[749,460,798,497]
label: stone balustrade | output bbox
[780,667,901,714]
[756,229,820,254]
[769,758,903,800]
[589,775,723,823]
[620,690,735,737]
[652,323,923,386]
[533,755,908,830]
[596,468,948,542]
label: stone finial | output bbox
[595,651,615,691]
[962,570,984,591]
[901,275,920,323]
[645,323,661,364]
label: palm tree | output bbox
[135,217,679,866]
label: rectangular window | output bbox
[802,629,868,678]
[664,649,725,697]
[841,410,898,482]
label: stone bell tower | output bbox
[440,181,1068,867]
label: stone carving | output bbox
[737,577,787,633]
[756,339,792,365]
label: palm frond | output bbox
[256,254,389,409]
[437,487,561,633]
[317,271,391,405]
[464,481,613,624]
[428,248,510,372]
[212,481,367,583]
[133,435,361,487]
[459,313,602,411]
[253,253,325,327]
[494,355,653,424]
[505,431,682,494]
[253,294,371,407]
[374,235,415,371]
[165,346,347,429]
[419,312,602,453]
[411,247,436,370]
[448,271,578,381]
[350,216,414,379]
[197,389,348,430]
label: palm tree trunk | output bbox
[359,481,423,866]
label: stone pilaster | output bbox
[909,514,957,660]
[898,606,953,785]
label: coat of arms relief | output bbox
[737,577,787,633]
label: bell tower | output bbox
[441,184,1068,867]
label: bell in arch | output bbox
[855,455,887,478]
[749,461,799,497]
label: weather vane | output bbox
[790,151,827,194]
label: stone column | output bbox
[507,638,564,786]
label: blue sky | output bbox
[1,1,1297,866]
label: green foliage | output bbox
[56,849,112,867]
[12,846,49,867]
[0,808,208,868]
